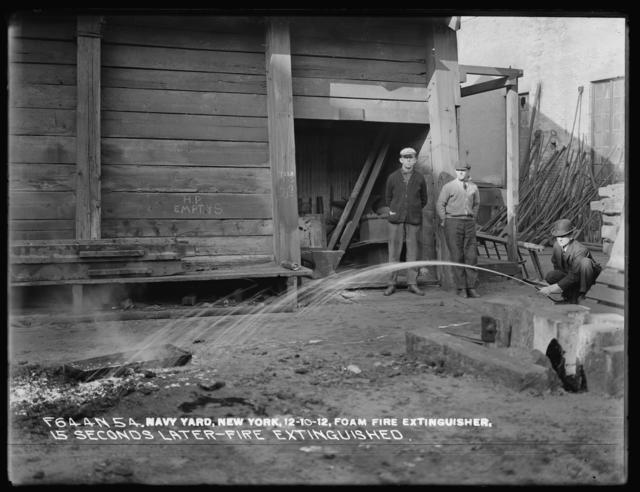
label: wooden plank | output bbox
[292,96,429,123]
[292,55,427,84]
[460,76,508,98]
[9,135,76,164]
[102,23,265,53]
[105,15,265,33]
[9,164,76,191]
[10,84,76,109]
[266,19,300,265]
[602,215,621,227]
[10,191,76,220]
[9,220,74,241]
[290,30,427,62]
[9,38,76,64]
[101,111,268,141]
[292,77,427,101]
[102,192,273,219]
[102,219,273,238]
[76,16,103,241]
[505,79,520,262]
[586,284,624,307]
[601,224,619,241]
[11,236,274,259]
[101,165,272,193]
[101,138,268,167]
[339,139,391,251]
[102,87,267,117]
[598,183,624,198]
[9,108,75,136]
[288,17,431,49]
[596,269,625,289]
[11,262,311,287]
[425,22,460,290]
[9,63,76,86]
[459,64,523,78]
[102,67,266,93]
[102,44,264,75]
[78,249,145,258]
[590,196,623,214]
[8,15,76,40]
[88,267,153,277]
[328,130,386,250]
[11,251,177,264]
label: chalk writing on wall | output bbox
[173,195,223,215]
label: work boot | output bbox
[457,289,468,298]
[384,285,396,296]
[467,288,480,298]
[408,284,425,296]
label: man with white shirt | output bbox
[383,147,428,296]
[436,162,481,298]
[538,218,602,303]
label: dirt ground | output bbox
[7,268,626,485]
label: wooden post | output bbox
[76,16,102,240]
[424,22,461,290]
[505,77,520,262]
[265,18,301,267]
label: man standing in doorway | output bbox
[383,147,428,296]
[436,162,481,298]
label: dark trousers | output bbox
[387,222,420,286]
[444,218,478,289]
[545,258,601,303]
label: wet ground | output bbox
[7,267,626,485]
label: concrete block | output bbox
[583,345,625,397]
[406,328,561,393]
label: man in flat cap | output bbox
[383,147,428,296]
[538,218,602,303]
[436,162,481,298]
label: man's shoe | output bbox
[383,286,396,296]
[467,288,480,298]
[408,285,425,296]
[457,289,468,298]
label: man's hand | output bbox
[538,284,562,296]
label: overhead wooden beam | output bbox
[505,78,520,262]
[425,22,461,290]
[459,64,523,79]
[265,18,301,265]
[460,76,509,98]
[75,16,102,241]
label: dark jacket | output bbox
[551,240,602,291]
[385,169,428,225]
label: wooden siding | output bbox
[100,16,273,262]
[8,15,77,240]
[289,17,431,124]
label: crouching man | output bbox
[538,218,602,303]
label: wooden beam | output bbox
[266,18,300,265]
[425,23,460,290]
[505,78,519,262]
[459,64,523,79]
[460,76,509,98]
[75,16,102,240]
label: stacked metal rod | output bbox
[480,88,614,245]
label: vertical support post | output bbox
[505,78,520,262]
[72,284,84,314]
[76,16,102,240]
[265,18,301,266]
[425,22,461,290]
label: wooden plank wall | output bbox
[100,16,274,262]
[8,15,78,240]
[289,17,431,123]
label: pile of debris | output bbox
[481,86,616,244]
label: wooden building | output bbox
[8,13,521,309]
